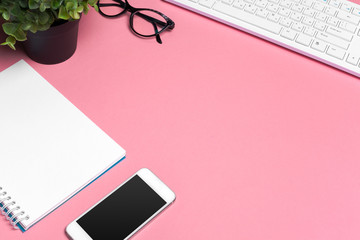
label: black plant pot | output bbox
[22,19,80,64]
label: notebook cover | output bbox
[0,60,126,231]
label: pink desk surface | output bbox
[1,0,360,239]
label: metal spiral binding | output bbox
[0,187,30,230]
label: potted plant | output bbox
[0,0,98,64]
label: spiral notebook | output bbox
[0,60,126,232]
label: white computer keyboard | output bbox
[165,0,360,77]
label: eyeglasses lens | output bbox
[98,0,126,16]
[132,10,168,37]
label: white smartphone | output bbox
[66,168,176,240]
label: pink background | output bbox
[1,0,360,239]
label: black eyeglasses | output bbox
[97,0,175,44]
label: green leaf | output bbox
[39,12,50,24]
[2,23,27,41]
[13,29,27,41]
[40,3,46,12]
[44,2,51,8]
[29,0,40,9]
[81,2,89,14]
[37,24,50,31]
[1,41,16,50]
[88,0,98,6]
[66,2,76,10]
[21,22,32,31]
[48,13,55,25]
[76,5,83,13]
[5,36,16,45]
[29,24,38,33]
[69,10,80,19]
[10,5,23,17]
[25,11,37,22]
[51,0,64,9]
[58,6,70,19]
[3,23,21,35]
[2,11,10,21]
[19,0,28,8]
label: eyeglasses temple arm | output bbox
[136,12,168,28]
[152,22,162,44]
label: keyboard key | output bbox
[296,33,312,45]
[327,16,339,26]
[244,3,257,13]
[315,12,327,22]
[267,3,279,12]
[212,2,283,34]
[256,8,269,17]
[316,32,349,49]
[324,7,338,16]
[291,3,304,12]
[326,26,353,41]
[255,0,268,8]
[338,11,360,25]
[329,0,340,8]
[281,28,297,39]
[278,7,291,16]
[199,0,216,8]
[268,12,281,22]
[291,12,302,21]
[352,8,360,17]
[301,0,313,7]
[279,17,292,27]
[303,7,316,17]
[292,22,305,31]
[314,21,326,31]
[313,2,324,11]
[346,53,360,65]
[326,45,346,59]
[341,3,352,12]
[279,0,292,8]
[311,39,328,52]
[304,26,316,36]
[339,21,357,33]
[233,0,246,8]
[302,16,315,25]
[318,0,329,4]
[235,0,246,6]
[222,0,234,5]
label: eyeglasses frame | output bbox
[97,0,175,43]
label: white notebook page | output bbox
[0,60,126,230]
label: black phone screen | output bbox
[77,175,166,240]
